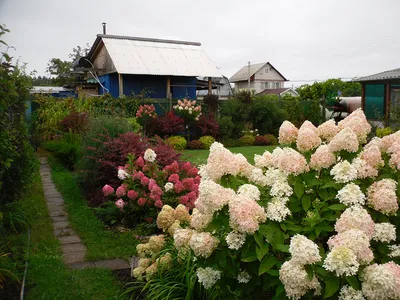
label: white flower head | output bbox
[336,183,366,206]
[196,267,222,289]
[372,223,396,243]
[144,148,157,162]
[164,182,174,192]
[237,184,261,201]
[330,160,357,183]
[226,231,246,250]
[118,168,129,180]
[237,271,251,283]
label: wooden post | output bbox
[166,76,171,111]
[385,83,391,120]
[208,77,212,95]
[118,73,124,97]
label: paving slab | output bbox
[93,259,130,270]
[49,211,68,217]
[54,227,76,237]
[46,203,65,213]
[63,251,87,264]
[68,261,96,269]
[61,243,87,254]
[51,215,69,222]
[58,235,82,245]
[53,220,71,229]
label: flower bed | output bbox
[132,109,400,300]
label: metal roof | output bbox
[355,68,400,82]
[229,62,288,82]
[92,35,221,77]
[256,88,298,96]
[30,86,74,94]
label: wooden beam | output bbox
[385,83,391,120]
[208,77,212,95]
[361,83,365,112]
[118,73,124,97]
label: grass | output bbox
[48,157,138,261]
[9,161,127,299]
[181,145,276,166]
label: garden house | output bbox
[83,33,221,100]
[256,87,298,98]
[355,68,400,119]
[230,62,288,94]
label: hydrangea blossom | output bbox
[229,195,267,233]
[317,119,338,142]
[388,245,400,258]
[296,127,322,152]
[360,145,384,168]
[330,160,358,183]
[361,262,400,300]
[266,197,291,222]
[196,267,222,289]
[352,157,379,179]
[372,223,396,243]
[279,121,298,145]
[328,127,359,153]
[189,232,219,258]
[237,184,261,201]
[367,179,398,215]
[338,285,365,300]
[254,151,273,169]
[310,145,336,170]
[279,260,321,300]
[118,168,129,180]
[237,271,251,283]
[173,228,193,249]
[334,205,375,238]
[195,179,235,215]
[336,183,366,206]
[289,234,321,265]
[323,246,360,276]
[272,147,309,175]
[190,208,213,231]
[144,148,157,162]
[164,182,174,192]
[226,231,247,250]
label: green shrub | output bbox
[376,127,392,138]
[217,116,235,139]
[264,134,278,145]
[250,98,288,135]
[43,134,81,170]
[239,135,255,146]
[199,136,215,149]
[165,136,187,150]
[125,117,142,133]
[187,140,203,149]
[221,138,241,148]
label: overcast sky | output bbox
[1,0,399,87]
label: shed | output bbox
[355,68,400,119]
[84,34,221,100]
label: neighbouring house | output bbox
[79,32,221,100]
[196,76,233,100]
[355,68,400,119]
[256,87,298,98]
[229,62,288,94]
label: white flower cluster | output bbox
[323,246,360,276]
[237,270,251,283]
[164,182,174,192]
[237,184,260,201]
[280,235,321,299]
[388,245,400,257]
[372,223,396,243]
[336,183,365,206]
[266,197,291,222]
[225,231,247,250]
[330,160,357,183]
[117,168,129,180]
[144,148,157,162]
[338,285,365,300]
[196,267,222,289]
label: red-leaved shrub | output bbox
[254,135,270,146]
[60,112,88,133]
[194,112,219,138]
[153,111,185,137]
[187,140,203,149]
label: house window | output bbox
[265,68,269,74]
[275,82,280,88]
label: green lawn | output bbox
[181,145,276,166]
[48,157,138,261]
[12,161,127,300]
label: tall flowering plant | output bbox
[136,104,157,132]
[173,99,202,123]
[102,149,200,227]
[132,109,400,300]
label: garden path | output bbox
[39,157,136,270]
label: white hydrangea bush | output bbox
[132,109,400,299]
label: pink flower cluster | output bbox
[278,121,298,145]
[328,127,359,153]
[367,179,398,215]
[317,120,338,142]
[102,154,200,212]
[338,108,371,143]
[136,104,157,119]
[272,147,309,175]
[310,145,336,170]
[173,98,202,121]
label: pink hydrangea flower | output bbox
[181,161,192,172]
[187,166,199,177]
[328,127,359,153]
[133,171,145,180]
[168,174,180,183]
[180,195,189,205]
[116,185,126,197]
[102,184,114,196]
[127,190,138,200]
[164,161,180,174]
[278,121,298,145]
[135,156,145,168]
[154,200,163,208]
[296,127,322,152]
[137,198,147,206]
[140,176,150,186]
[115,199,126,209]
[182,178,195,191]
[174,181,184,193]
[310,145,336,170]
[148,179,157,190]
[317,120,338,142]
[367,179,398,215]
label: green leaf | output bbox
[267,269,280,277]
[241,247,258,262]
[345,276,361,290]
[259,256,279,275]
[256,243,269,261]
[324,277,340,298]
[254,232,264,248]
[305,265,314,280]
[216,251,227,268]
[302,195,311,211]
[307,178,322,187]
[328,204,346,211]
[294,181,305,199]
[274,244,289,253]
[275,284,285,297]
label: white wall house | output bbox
[229,62,287,94]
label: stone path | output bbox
[39,157,135,271]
